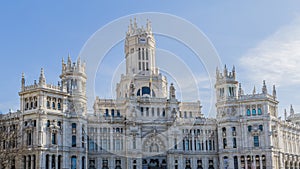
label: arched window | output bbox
[222,127,226,137]
[138,48,141,60]
[52,102,56,109]
[71,156,77,169]
[111,109,115,117]
[248,125,252,132]
[223,138,227,149]
[258,108,262,115]
[252,109,256,115]
[57,102,61,110]
[105,109,109,117]
[247,109,251,116]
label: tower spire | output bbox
[252,86,256,95]
[39,68,46,86]
[272,85,277,99]
[290,104,295,115]
[21,72,25,90]
[284,109,287,120]
[262,80,267,94]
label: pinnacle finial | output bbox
[262,80,267,94]
[21,72,25,89]
[290,104,295,115]
[39,68,46,86]
[272,85,277,98]
[284,109,287,120]
[253,86,256,95]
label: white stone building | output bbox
[1,20,300,169]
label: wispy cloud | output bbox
[239,16,300,87]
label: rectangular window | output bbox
[72,123,76,134]
[140,107,144,116]
[133,137,136,149]
[247,109,251,116]
[27,131,32,146]
[71,156,77,169]
[258,108,262,115]
[252,109,256,115]
[72,135,76,147]
[223,138,227,149]
[138,62,141,70]
[254,136,259,147]
[52,133,57,145]
[233,137,237,148]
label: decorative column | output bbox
[48,155,52,169]
[259,156,263,169]
[55,155,58,169]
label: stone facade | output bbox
[1,20,300,169]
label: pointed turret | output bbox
[238,83,243,96]
[232,65,236,78]
[262,80,267,94]
[290,105,295,115]
[169,83,176,99]
[272,85,277,99]
[21,73,25,90]
[252,86,256,95]
[39,68,46,86]
[67,53,72,68]
[284,109,287,120]
[224,64,228,76]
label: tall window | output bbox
[146,48,149,60]
[72,135,76,147]
[258,108,262,115]
[105,109,109,117]
[111,109,115,117]
[254,136,259,147]
[133,137,136,149]
[252,109,256,115]
[72,123,77,134]
[27,131,32,146]
[138,48,141,60]
[71,156,77,169]
[247,109,251,116]
[223,138,227,149]
[233,138,237,148]
[234,156,238,169]
[52,133,57,145]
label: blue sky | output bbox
[0,1,300,117]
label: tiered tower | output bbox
[116,19,168,99]
[60,55,87,116]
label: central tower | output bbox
[125,19,158,76]
[116,19,167,99]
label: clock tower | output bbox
[124,19,157,76]
[116,19,168,99]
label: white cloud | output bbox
[240,16,300,87]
